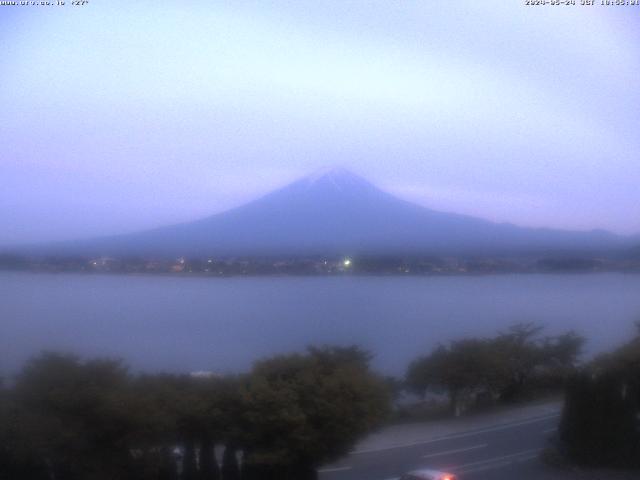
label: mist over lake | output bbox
[2,271,639,377]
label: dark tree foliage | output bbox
[493,323,548,401]
[559,326,640,468]
[560,372,640,467]
[0,380,49,480]
[406,323,585,414]
[239,346,390,479]
[0,347,390,480]
[9,353,138,480]
[406,339,501,415]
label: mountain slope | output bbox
[31,168,628,257]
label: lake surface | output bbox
[1,272,639,376]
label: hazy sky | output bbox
[1,1,639,245]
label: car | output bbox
[398,469,458,480]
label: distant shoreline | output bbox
[2,251,639,278]
[2,268,639,279]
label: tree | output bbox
[593,323,640,393]
[560,371,639,467]
[129,374,185,480]
[406,324,586,414]
[0,346,396,479]
[12,353,137,480]
[239,346,390,480]
[407,339,500,415]
[221,444,240,480]
[559,326,640,468]
[533,330,585,391]
[491,323,546,401]
[131,373,230,480]
[0,377,50,480]
[491,323,584,401]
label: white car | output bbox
[398,469,457,480]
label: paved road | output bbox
[318,410,561,480]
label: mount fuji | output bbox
[28,168,627,258]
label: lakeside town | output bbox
[1,253,640,276]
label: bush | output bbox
[559,371,640,468]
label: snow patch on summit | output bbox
[303,167,374,192]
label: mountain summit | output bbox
[302,166,378,191]
[42,168,624,257]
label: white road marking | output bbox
[543,427,557,434]
[451,448,541,474]
[350,413,559,455]
[422,443,487,459]
[317,466,352,473]
[458,452,540,474]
